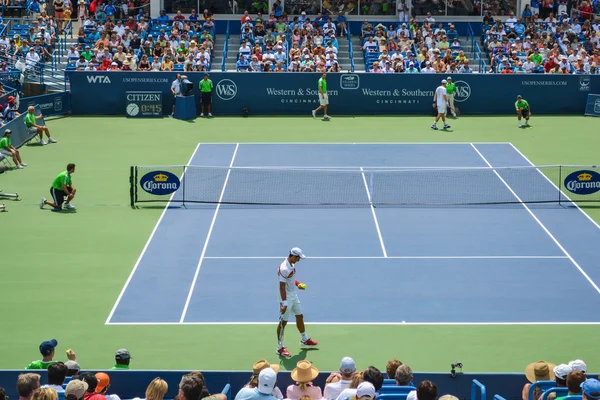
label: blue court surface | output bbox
[106,143,600,325]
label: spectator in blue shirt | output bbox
[406,62,419,73]
[272,0,283,17]
[136,8,144,21]
[104,3,116,17]
[336,12,347,36]
[30,0,41,15]
[514,19,525,35]
[189,9,199,22]
[327,35,338,49]
[157,9,169,24]
[236,55,249,71]
[521,4,532,20]
[96,8,106,22]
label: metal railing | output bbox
[221,20,230,72]
[471,379,487,400]
[348,28,354,73]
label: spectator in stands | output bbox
[581,379,600,400]
[556,371,586,400]
[237,55,249,71]
[17,374,41,400]
[522,361,556,400]
[324,357,357,400]
[42,362,68,393]
[65,361,80,377]
[355,383,375,400]
[287,361,322,400]
[179,372,225,400]
[396,365,413,387]
[569,360,587,374]
[27,340,60,369]
[26,106,55,145]
[111,349,132,370]
[241,360,282,398]
[142,378,168,400]
[0,387,6,400]
[95,373,120,400]
[336,367,384,400]
[65,380,88,400]
[235,369,279,400]
[31,387,58,400]
[0,129,26,168]
[81,373,105,400]
[416,381,437,400]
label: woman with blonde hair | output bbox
[145,378,168,400]
[287,361,322,400]
[32,388,58,400]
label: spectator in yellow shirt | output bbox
[161,55,174,71]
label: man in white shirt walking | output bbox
[431,79,451,130]
[276,247,318,358]
[324,358,357,400]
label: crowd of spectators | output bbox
[233,10,348,72]
[63,7,216,71]
[360,16,473,73]
[482,7,599,74]
[3,339,600,400]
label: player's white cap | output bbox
[447,76,452,80]
[290,247,306,259]
[257,368,277,394]
[441,79,447,84]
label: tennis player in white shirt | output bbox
[276,247,318,358]
[431,79,451,130]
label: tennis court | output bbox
[106,142,600,325]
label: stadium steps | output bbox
[212,35,227,71]
[351,36,366,72]
[458,36,481,73]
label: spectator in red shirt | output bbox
[240,11,252,24]
[544,56,557,72]
[81,373,106,400]
[126,16,138,32]
[580,1,593,20]
[174,10,185,22]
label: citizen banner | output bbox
[125,91,163,118]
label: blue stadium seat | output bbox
[377,394,410,400]
[174,64,184,71]
[541,388,568,400]
[379,386,415,394]
[383,379,396,385]
[528,381,556,400]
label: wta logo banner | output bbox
[564,170,600,195]
[140,171,181,196]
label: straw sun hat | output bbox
[291,360,319,383]
[525,361,556,383]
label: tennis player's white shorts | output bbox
[437,103,447,114]
[0,149,13,156]
[319,93,329,106]
[280,298,302,321]
[447,93,455,108]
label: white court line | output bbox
[105,143,202,325]
[203,256,568,259]
[179,143,240,323]
[360,167,387,257]
[197,142,512,145]
[105,321,600,326]
[470,143,600,295]
[508,143,600,232]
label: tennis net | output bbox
[129,165,600,207]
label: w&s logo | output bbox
[215,79,238,101]
[86,75,111,84]
[452,80,471,102]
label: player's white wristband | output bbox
[281,301,288,306]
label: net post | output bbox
[129,166,135,207]
[182,165,186,207]
[558,165,562,206]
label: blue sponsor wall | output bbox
[68,72,599,116]
[17,92,70,117]
[0,369,535,400]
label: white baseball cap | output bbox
[441,79,447,84]
[340,357,356,374]
[568,360,587,372]
[553,364,572,380]
[290,247,306,259]
[357,382,376,399]
[258,368,277,394]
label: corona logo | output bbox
[154,173,169,182]
[564,170,600,195]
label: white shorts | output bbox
[319,93,329,106]
[447,93,455,108]
[280,298,302,321]
[28,126,38,134]
[0,148,13,156]
[437,103,447,114]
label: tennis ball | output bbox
[298,283,307,290]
